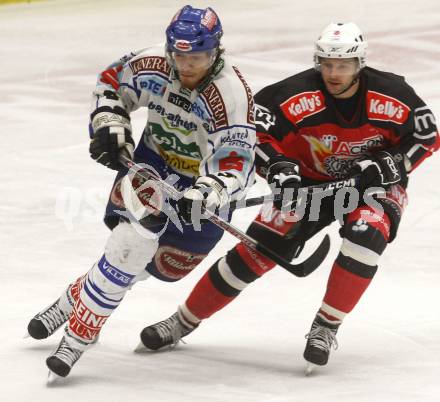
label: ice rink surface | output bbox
[1,0,439,400]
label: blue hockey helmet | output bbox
[166,5,223,53]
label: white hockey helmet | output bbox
[314,22,367,69]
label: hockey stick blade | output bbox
[255,233,330,277]
[204,209,330,277]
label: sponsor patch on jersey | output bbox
[220,130,252,148]
[302,133,386,178]
[218,151,245,171]
[153,132,202,159]
[168,92,192,112]
[147,101,198,132]
[366,91,410,124]
[201,83,228,130]
[334,135,384,155]
[155,245,206,280]
[130,56,171,76]
[157,146,200,175]
[254,103,276,131]
[139,76,167,96]
[280,90,326,124]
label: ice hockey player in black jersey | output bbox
[138,22,439,373]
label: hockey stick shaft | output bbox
[118,155,329,277]
[230,176,361,210]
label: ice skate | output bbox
[46,335,84,382]
[135,312,196,352]
[303,315,339,374]
[27,286,73,340]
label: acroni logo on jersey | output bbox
[281,91,326,124]
[334,135,384,155]
[366,91,410,124]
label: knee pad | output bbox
[105,221,159,276]
[375,184,407,242]
[339,213,389,278]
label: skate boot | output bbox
[136,312,196,352]
[46,335,84,381]
[303,315,339,374]
[27,285,73,340]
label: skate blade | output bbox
[47,370,63,385]
[134,342,149,353]
[305,363,317,376]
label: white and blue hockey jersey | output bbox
[91,45,256,199]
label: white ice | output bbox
[1,0,439,401]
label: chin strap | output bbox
[332,74,360,97]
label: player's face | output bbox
[172,50,216,90]
[319,58,360,98]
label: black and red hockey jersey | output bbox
[254,67,439,181]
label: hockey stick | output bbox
[118,155,330,277]
[229,176,361,209]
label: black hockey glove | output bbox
[353,149,407,191]
[266,155,301,210]
[89,105,134,170]
[89,126,134,170]
[178,175,229,225]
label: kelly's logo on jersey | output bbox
[281,91,326,124]
[366,91,410,124]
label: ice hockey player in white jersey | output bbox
[26,5,255,381]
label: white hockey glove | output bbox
[178,174,232,225]
[266,155,301,210]
[89,90,134,170]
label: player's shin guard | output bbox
[304,209,391,368]
[138,245,272,352]
[183,244,275,322]
[321,210,390,320]
[47,222,157,377]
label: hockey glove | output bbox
[266,155,301,210]
[354,149,407,191]
[178,175,229,225]
[89,93,134,170]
